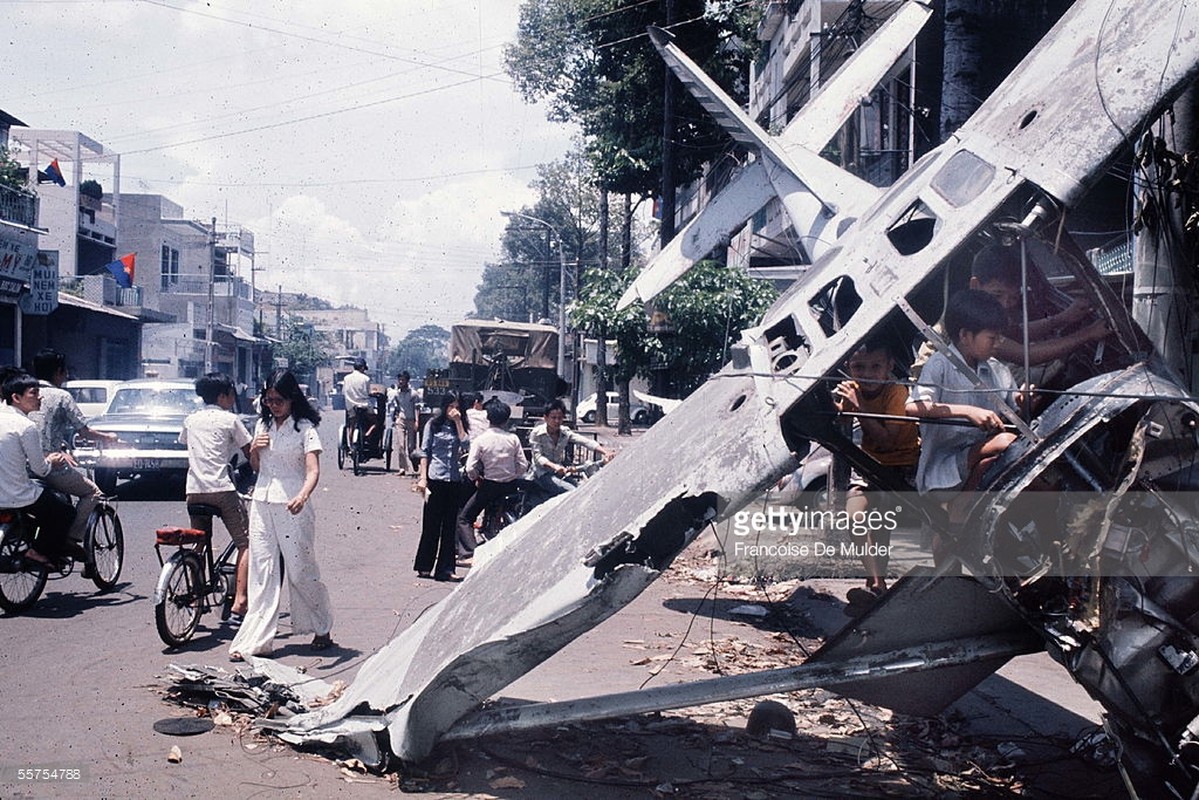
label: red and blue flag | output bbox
[105,253,135,288]
[37,159,66,186]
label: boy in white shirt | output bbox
[180,373,253,616]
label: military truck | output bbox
[424,320,565,420]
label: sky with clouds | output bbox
[5,0,577,337]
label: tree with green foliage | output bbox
[273,317,332,386]
[572,258,778,406]
[473,146,632,324]
[384,324,450,378]
[505,0,759,222]
[79,179,103,200]
[0,148,28,192]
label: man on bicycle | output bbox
[528,399,614,501]
[0,370,75,565]
[342,358,376,442]
[30,349,119,554]
[180,373,252,617]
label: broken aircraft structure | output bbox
[250,1,1199,795]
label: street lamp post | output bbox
[501,211,567,379]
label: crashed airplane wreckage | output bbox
[238,1,1199,794]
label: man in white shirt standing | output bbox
[180,373,253,616]
[0,370,76,565]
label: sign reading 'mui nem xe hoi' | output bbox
[17,253,58,316]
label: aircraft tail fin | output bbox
[778,1,932,154]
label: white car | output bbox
[577,392,650,424]
[63,379,122,419]
[73,379,212,493]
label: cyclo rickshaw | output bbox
[337,388,393,475]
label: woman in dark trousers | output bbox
[413,392,471,581]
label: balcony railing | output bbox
[164,275,252,299]
[62,276,143,307]
[0,184,39,228]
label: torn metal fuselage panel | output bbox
[265,0,1199,782]
[274,366,793,764]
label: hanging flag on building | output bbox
[36,159,66,187]
[651,196,662,220]
[104,253,136,288]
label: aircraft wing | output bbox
[953,0,1199,205]
[777,0,933,154]
[617,159,774,309]
[617,10,932,310]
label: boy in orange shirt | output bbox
[833,337,920,603]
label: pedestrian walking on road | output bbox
[413,392,471,581]
[230,369,334,661]
[386,371,419,475]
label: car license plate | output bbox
[132,458,161,470]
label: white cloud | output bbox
[7,0,575,339]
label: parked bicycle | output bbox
[153,498,244,647]
[0,494,125,613]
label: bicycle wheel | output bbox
[84,504,124,592]
[0,523,47,613]
[336,425,347,470]
[155,552,204,647]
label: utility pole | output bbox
[276,285,283,339]
[205,217,216,373]
[502,211,569,378]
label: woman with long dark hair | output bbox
[230,369,334,660]
[413,392,471,581]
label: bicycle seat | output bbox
[156,527,207,546]
[186,503,223,519]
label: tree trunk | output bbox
[596,189,610,427]
[940,1,1075,142]
[939,0,985,141]
[659,0,678,246]
[618,193,634,435]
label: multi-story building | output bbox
[259,294,389,401]
[119,193,265,388]
[0,109,42,366]
[291,306,388,371]
[10,129,123,283]
[1,123,140,376]
[669,2,920,286]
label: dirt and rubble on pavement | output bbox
[158,538,1122,798]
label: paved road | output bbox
[0,424,439,799]
[0,423,1120,798]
